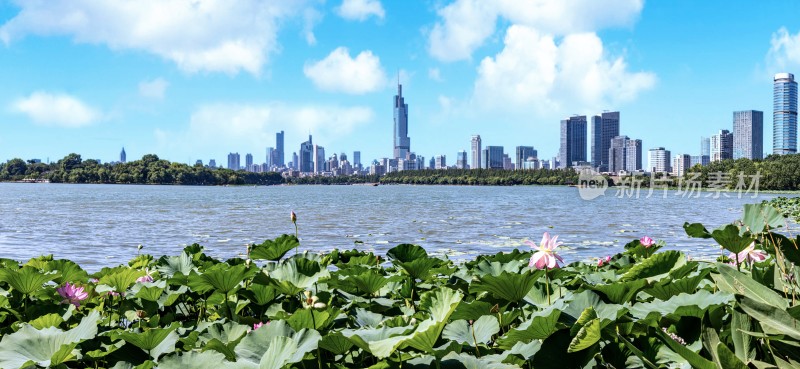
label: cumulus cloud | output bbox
[336,0,385,21]
[0,0,315,75]
[11,92,101,127]
[766,27,800,73]
[138,78,169,99]
[428,68,443,82]
[156,103,373,154]
[304,47,388,94]
[428,0,643,62]
[473,25,656,112]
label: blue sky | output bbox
[1,0,800,166]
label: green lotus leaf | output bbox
[645,270,710,300]
[263,258,329,292]
[287,309,332,331]
[742,203,784,233]
[113,324,180,360]
[496,308,561,349]
[249,234,299,261]
[655,329,715,369]
[621,250,685,282]
[387,244,428,263]
[46,260,88,285]
[469,270,538,303]
[442,315,499,345]
[28,313,64,330]
[472,259,525,277]
[711,224,755,255]
[188,263,254,295]
[590,278,648,304]
[0,266,54,295]
[342,270,394,296]
[450,300,495,322]
[0,311,99,369]
[567,318,601,353]
[156,252,195,277]
[629,290,733,321]
[683,222,712,239]
[354,308,384,328]
[98,268,145,294]
[319,332,354,355]
[157,351,229,369]
[439,351,520,369]
[234,320,320,367]
[713,263,788,309]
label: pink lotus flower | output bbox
[597,256,611,267]
[729,242,767,265]
[136,275,154,283]
[527,232,564,270]
[640,236,655,248]
[57,282,89,307]
[253,321,269,330]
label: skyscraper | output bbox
[515,146,537,170]
[608,136,629,174]
[353,151,361,168]
[120,147,126,163]
[648,148,671,174]
[209,159,216,168]
[471,135,482,169]
[299,135,314,173]
[733,110,763,160]
[711,129,733,162]
[393,81,410,159]
[672,154,691,177]
[625,139,643,172]
[485,146,504,169]
[456,150,468,169]
[245,153,254,171]
[774,73,798,155]
[314,144,326,173]
[292,152,299,170]
[591,111,619,172]
[435,155,446,169]
[227,153,240,170]
[700,137,710,156]
[560,115,587,168]
[266,147,275,168]
[275,131,285,167]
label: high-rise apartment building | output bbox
[299,136,314,173]
[456,150,468,169]
[672,154,691,177]
[266,147,274,168]
[591,111,619,172]
[648,147,671,174]
[560,115,587,168]
[710,129,733,162]
[435,155,446,169]
[515,146,537,170]
[774,73,798,155]
[701,137,710,157]
[227,152,240,170]
[275,130,285,167]
[393,82,410,159]
[291,152,299,170]
[471,135,482,169]
[733,110,763,160]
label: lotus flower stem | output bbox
[545,268,551,305]
[470,322,481,358]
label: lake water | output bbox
[0,183,787,270]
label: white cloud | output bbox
[766,27,800,73]
[155,103,373,154]
[473,25,656,112]
[0,1,316,75]
[304,47,388,94]
[336,0,385,21]
[428,67,443,82]
[11,92,101,127]
[138,78,169,99]
[428,0,643,62]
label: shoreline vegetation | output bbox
[1,203,800,368]
[1,152,800,190]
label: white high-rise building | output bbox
[648,147,671,174]
[471,135,482,169]
[672,154,691,177]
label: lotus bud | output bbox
[137,244,143,251]
[313,302,327,309]
[409,317,417,325]
[291,211,297,223]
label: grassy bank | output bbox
[0,204,799,368]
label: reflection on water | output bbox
[0,183,785,271]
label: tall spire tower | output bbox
[393,76,410,159]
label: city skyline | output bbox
[3,1,800,165]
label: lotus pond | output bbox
[1,203,800,369]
